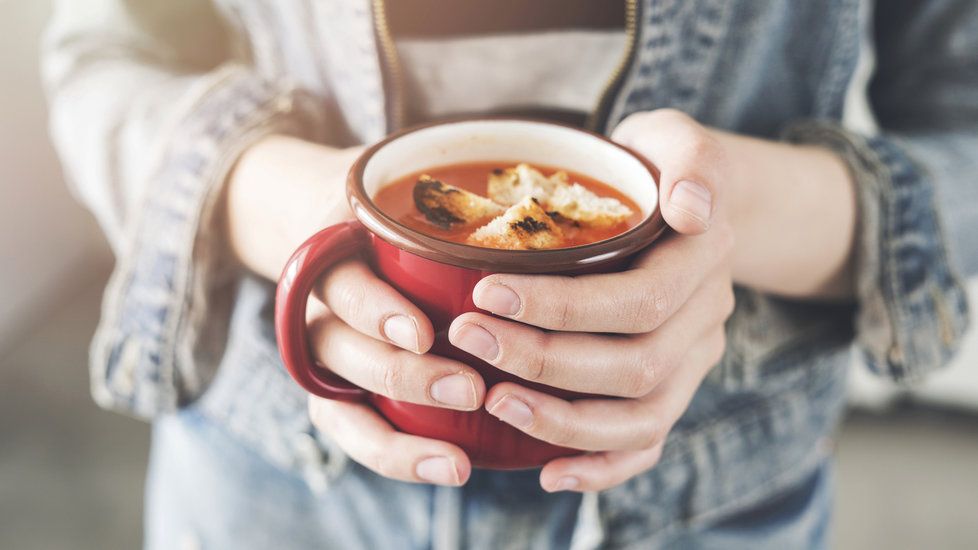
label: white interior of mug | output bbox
[361,120,658,218]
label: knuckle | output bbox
[333,278,368,321]
[522,332,555,383]
[630,287,671,333]
[650,445,665,464]
[628,372,656,399]
[682,128,717,160]
[379,358,407,399]
[721,287,737,319]
[623,349,657,397]
[711,332,728,364]
[548,418,578,448]
[637,416,665,449]
[636,356,660,395]
[514,277,576,330]
[662,351,681,379]
[549,292,575,330]
[677,137,726,182]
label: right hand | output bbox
[225,135,485,486]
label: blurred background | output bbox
[1,1,976,549]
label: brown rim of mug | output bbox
[347,116,668,274]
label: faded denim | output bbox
[43,0,976,547]
[146,405,833,549]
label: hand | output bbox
[448,110,736,492]
[225,135,485,486]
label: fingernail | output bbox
[430,373,478,409]
[670,180,713,227]
[487,395,534,429]
[550,476,580,492]
[416,456,461,486]
[476,284,521,316]
[451,323,499,362]
[383,315,420,353]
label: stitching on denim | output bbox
[601,358,845,536]
[608,0,734,129]
[91,69,305,417]
[605,370,845,545]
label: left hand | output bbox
[448,110,736,492]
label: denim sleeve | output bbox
[782,0,976,383]
[42,0,328,417]
[871,0,978,278]
[785,123,970,383]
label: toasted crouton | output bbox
[467,196,565,250]
[488,163,632,227]
[487,163,567,206]
[549,182,634,228]
[413,175,504,228]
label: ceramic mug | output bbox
[275,118,666,469]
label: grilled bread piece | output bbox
[488,163,632,227]
[468,196,565,250]
[487,163,567,206]
[413,175,504,228]
[549,182,633,228]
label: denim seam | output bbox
[89,68,313,418]
[603,358,843,537]
[607,382,842,547]
[781,121,970,382]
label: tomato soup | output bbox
[373,162,642,248]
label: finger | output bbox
[539,443,664,493]
[450,313,641,396]
[484,329,726,451]
[315,259,434,353]
[612,109,728,234]
[310,315,485,410]
[452,270,733,397]
[473,228,733,333]
[309,396,470,486]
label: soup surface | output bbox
[373,162,642,248]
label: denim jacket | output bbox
[43,0,975,546]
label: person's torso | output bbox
[200,0,865,542]
[212,0,871,138]
[388,0,627,127]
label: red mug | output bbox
[275,118,666,469]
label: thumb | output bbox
[611,110,722,235]
[658,178,715,235]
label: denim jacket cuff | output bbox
[90,65,326,418]
[784,121,969,383]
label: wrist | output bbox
[708,129,763,240]
[711,129,857,298]
[224,134,361,279]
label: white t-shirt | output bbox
[397,30,627,123]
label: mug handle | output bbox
[275,220,370,402]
